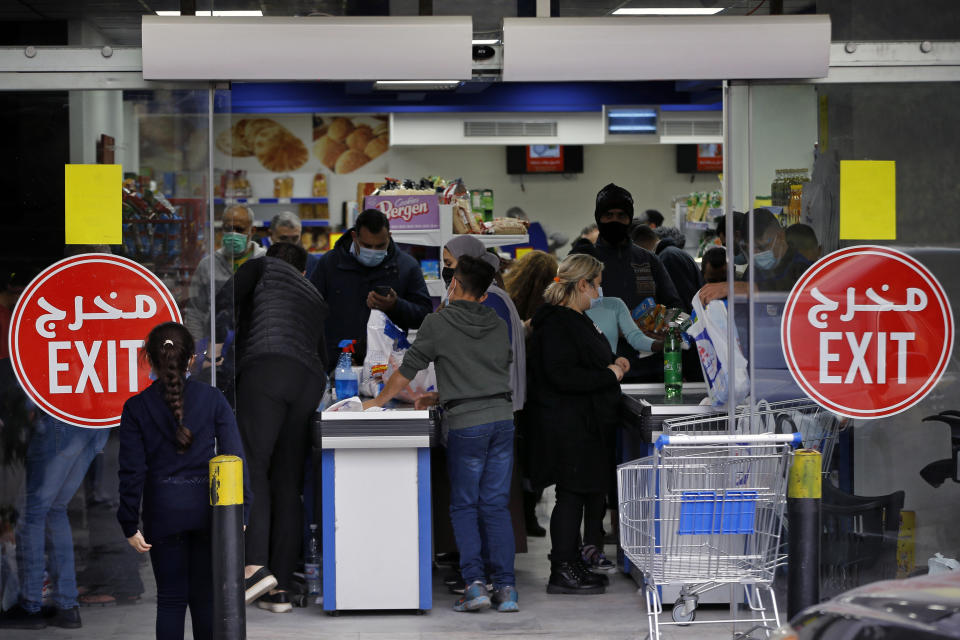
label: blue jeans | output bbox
[16,416,109,612]
[446,420,516,588]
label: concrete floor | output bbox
[6,495,785,640]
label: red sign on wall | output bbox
[8,254,181,428]
[526,145,565,173]
[782,246,953,419]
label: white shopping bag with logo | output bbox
[689,297,750,408]
[361,311,437,402]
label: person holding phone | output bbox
[310,209,432,368]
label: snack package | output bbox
[688,296,749,408]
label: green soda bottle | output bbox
[664,328,683,401]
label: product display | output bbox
[273,175,294,198]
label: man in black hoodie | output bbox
[310,209,432,368]
[572,184,681,381]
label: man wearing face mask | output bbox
[184,204,266,343]
[310,208,432,368]
[572,184,681,382]
[698,208,814,305]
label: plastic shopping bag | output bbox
[689,296,749,408]
[361,311,437,402]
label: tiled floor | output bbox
[6,493,785,639]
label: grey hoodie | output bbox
[398,299,513,430]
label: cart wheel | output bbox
[671,598,696,624]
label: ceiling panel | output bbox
[1,0,818,46]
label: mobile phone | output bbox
[374,285,393,297]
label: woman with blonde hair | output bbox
[523,253,629,595]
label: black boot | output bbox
[576,558,610,586]
[547,560,606,595]
[523,491,546,537]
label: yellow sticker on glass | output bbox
[65,164,122,245]
[840,160,896,240]
[514,247,533,259]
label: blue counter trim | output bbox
[417,447,432,611]
[321,449,336,611]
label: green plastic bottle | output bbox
[664,328,683,401]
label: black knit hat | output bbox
[594,183,634,223]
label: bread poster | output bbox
[214,113,389,176]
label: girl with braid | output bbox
[117,322,250,640]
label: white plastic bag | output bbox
[361,311,437,402]
[360,311,393,397]
[928,553,960,575]
[689,296,750,408]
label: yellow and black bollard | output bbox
[210,455,246,640]
[787,449,821,619]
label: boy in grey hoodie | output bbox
[364,255,517,613]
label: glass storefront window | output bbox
[0,86,214,613]
[739,80,960,596]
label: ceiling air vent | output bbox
[463,120,558,137]
[661,118,723,138]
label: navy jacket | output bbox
[656,238,704,314]
[117,380,251,541]
[309,232,432,367]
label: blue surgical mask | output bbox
[589,285,604,309]
[753,250,776,270]
[355,245,387,267]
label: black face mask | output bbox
[597,221,629,245]
[442,266,455,287]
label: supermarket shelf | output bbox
[392,229,444,246]
[476,234,528,247]
[253,219,329,228]
[215,197,328,205]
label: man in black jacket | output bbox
[571,184,681,382]
[631,224,703,314]
[310,209,432,368]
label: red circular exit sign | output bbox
[782,246,953,419]
[8,254,181,428]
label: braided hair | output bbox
[143,322,195,453]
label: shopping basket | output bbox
[618,432,801,640]
[663,399,845,472]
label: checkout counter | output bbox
[618,382,712,461]
[319,407,437,614]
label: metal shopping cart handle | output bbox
[655,432,804,450]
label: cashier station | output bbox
[318,407,437,614]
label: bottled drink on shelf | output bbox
[664,328,683,402]
[305,523,321,596]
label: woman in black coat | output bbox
[524,253,629,595]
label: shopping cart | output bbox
[663,399,845,472]
[618,432,801,640]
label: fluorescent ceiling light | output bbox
[472,39,499,45]
[374,80,462,91]
[156,10,264,16]
[613,7,723,15]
